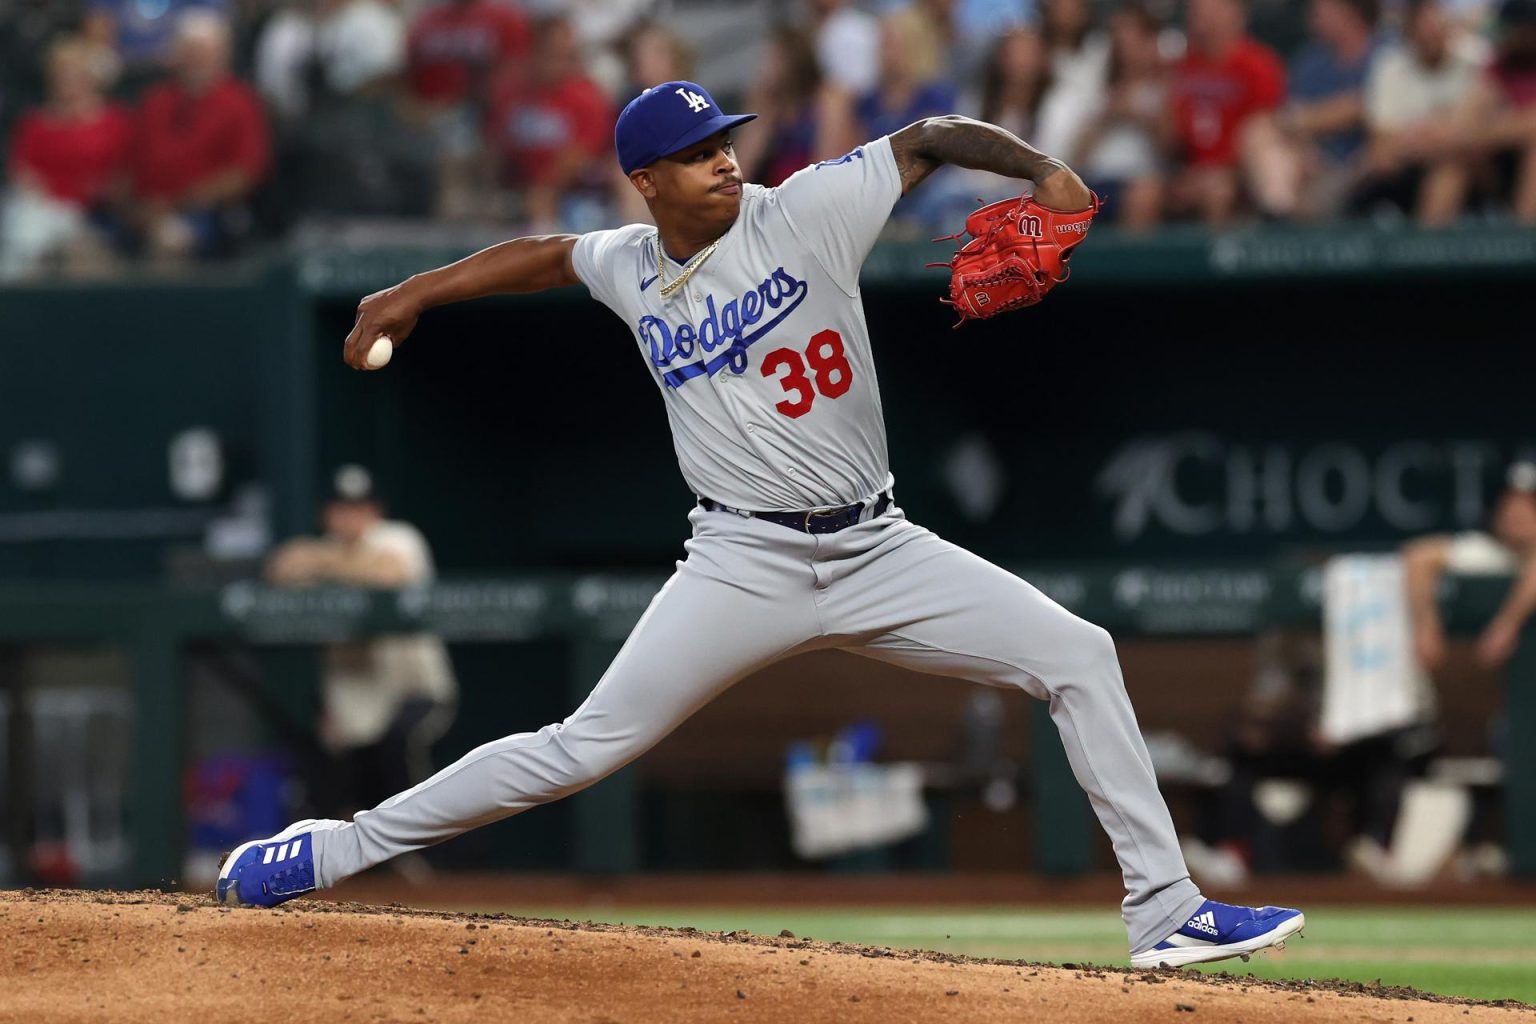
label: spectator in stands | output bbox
[1,2,90,143]
[923,0,1036,87]
[811,0,881,98]
[1167,0,1286,224]
[1405,461,1536,672]
[1028,0,1113,179]
[1074,3,1170,230]
[407,0,530,220]
[127,11,270,259]
[406,0,529,110]
[1413,0,1536,224]
[621,19,695,97]
[85,0,228,89]
[1242,0,1380,220]
[254,0,407,123]
[1043,0,1111,90]
[808,0,880,156]
[610,21,695,225]
[858,6,957,141]
[975,28,1060,155]
[1352,0,1486,219]
[257,0,437,221]
[485,15,612,233]
[857,6,964,232]
[928,26,1066,219]
[559,0,659,98]
[1,35,132,279]
[735,24,823,187]
[265,464,458,823]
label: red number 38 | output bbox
[760,329,854,419]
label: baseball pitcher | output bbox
[218,80,1303,968]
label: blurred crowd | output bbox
[2,0,1535,277]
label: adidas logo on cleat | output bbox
[1186,911,1220,937]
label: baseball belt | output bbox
[699,491,892,534]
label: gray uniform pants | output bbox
[313,504,1203,952]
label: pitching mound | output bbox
[1,890,1528,1023]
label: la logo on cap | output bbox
[676,87,710,113]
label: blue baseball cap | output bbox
[615,80,756,175]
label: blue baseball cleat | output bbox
[215,818,341,908]
[1131,899,1305,969]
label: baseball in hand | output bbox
[365,336,393,369]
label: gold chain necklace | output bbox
[656,233,720,299]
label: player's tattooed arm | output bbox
[888,115,1092,209]
[343,234,582,370]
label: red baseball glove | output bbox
[930,191,1101,325]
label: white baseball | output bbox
[365,336,393,369]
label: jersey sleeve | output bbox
[770,135,903,296]
[571,225,645,313]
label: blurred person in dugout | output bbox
[1405,461,1536,676]
[1183,462,1536,887]
[265,465,458,819]
[1385,460,1536,880]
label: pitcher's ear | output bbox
[629,168,658,200]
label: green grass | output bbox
[466,905,1536,1004]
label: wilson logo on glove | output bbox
[928,191,1101,326]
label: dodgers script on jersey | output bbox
[571,136,904,512]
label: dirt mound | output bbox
[1,889,1529,1023]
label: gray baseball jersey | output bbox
[570,136,902,512]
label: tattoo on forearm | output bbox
[889,115,1066,195]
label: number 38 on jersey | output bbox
[760,329,853,419]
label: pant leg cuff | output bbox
[1128,882,1205,954]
